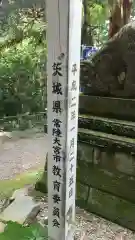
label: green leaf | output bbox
[0,222,48,240]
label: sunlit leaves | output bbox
[0,221,48,240]
[90,3,107,25]
[82,0,108,46]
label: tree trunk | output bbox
[108,0,132,38]
[81,0,93,45]
[123,0,133,25]
[80,21,135,98]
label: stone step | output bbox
[78,128,135,153]
[78,114,135,138]
[79,95,135,121]
[77,162,135,204]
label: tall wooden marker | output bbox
[46,0,82,239]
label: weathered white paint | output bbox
[46,0,82,239]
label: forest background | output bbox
[0,0,135,125]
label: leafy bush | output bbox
[0,39,47,117]
[0,7,47,118]
[0,221,48,240]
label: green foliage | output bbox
[82,0,108,46]
[0,7,47,118]
[0,1,109,117]
[0,39,46,117]
[90,2,107,25]
[0,221,48,240]
[90,2,108,46]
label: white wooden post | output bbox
[46,0,82,239]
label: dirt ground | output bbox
[0,131,48,180]
[0,130,135,239]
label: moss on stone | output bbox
[35,171,47,194]
[87,188,135,231]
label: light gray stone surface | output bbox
[10,188,28,200]
[0,196,40,224]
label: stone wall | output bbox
[36,101,135,230]
[77,143,135,176]
[37,138,135,230]
[76,142,135,231]
[79,95,135,121]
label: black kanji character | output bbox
[53,137,61,146]
[52,128,62,138]
[53,207,60,218]
[58,53,65,61]
[52,62,62,76]
[71,110,76,120]
[52,82,62,95]
[70,163,74,172]
[70,138,75,148]
[53,180,61,192]
[71,80,77,91]
[71,103,76,108]
[70,126,75,132]
[52,219,60,228]
[69,188,73,198]
[72,64,77,76]
[69,175,74,187]
[53,154,62,162]
[53,194,61,204]
[52,165,61,177]
[72,97,76,101]
[52,119,62,128]
[69,155,75,162]
[70,97,77,107]
[53,146,61,155]
[53,101,62,114]
[66,206,73,224]
[70,152,74,159]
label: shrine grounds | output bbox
[0,129,134,239]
